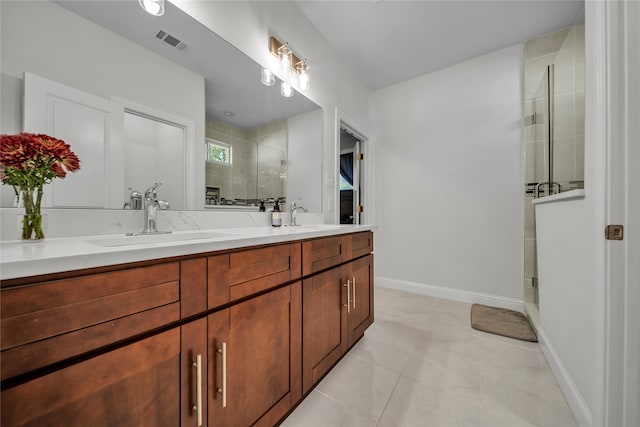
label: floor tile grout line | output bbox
[374,369,404,427]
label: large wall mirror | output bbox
[0,0,323,211]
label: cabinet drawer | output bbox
[1,263,181,380]
[302,235,348,276]
[208,243,302,308]
[350,231,374,259]
[1,328,181,427]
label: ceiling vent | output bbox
[155,30,191,52]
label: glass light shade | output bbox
[279,49,292,80]
[261,68,275,86]
[281,81,294,98]
[139,0,165,16]
[298,69,310,91]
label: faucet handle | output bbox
[290,197,302,210]
[145,182,162,198]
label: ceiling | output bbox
[296,0,584,90]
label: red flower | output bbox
[51,162,67,179]
[0,133,39,167]
[36,134,70,158]
[59,151,80,172]
[0,133,81,189]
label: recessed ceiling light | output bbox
[139,0,164,16]
[223,111,235,117]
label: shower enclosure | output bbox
[523,20,585,320]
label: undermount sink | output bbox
[88,231,232,247]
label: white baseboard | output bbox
[375,276,523,312]
[537,327,592,427]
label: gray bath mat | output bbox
[470,304,538,342]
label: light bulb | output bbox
[281,81,294,98]
[261,68,275,86]
[278,47,292,80]
[139,0,164,16]
[298,69,310,91]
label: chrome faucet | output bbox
[290,199,307,226]
[123,187,142,210]
[128,182,171,235]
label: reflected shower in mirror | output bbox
[0,0,322,211]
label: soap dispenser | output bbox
[259,200,266,212]
[271,200,282,227]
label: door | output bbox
[209,284,301,427]
[302,266,347,393]
[346,254,374,348]
[339,127,364,225]
[1,329,181,427]
[23,72,123,208]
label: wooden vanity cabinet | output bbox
[0,262,183,381]
[345,254,374,348]
[207,243,301,309]
[2,328,183,427]
[0,230,372,427]
[301,232,374,394]
[208,283,302,427]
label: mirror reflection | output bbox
[0,0,322,211]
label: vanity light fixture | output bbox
[261,68,275,86]
[296,59,310,91]
[268,36,310,95]
[139,0,165,16]
[281,81,294,98]
[277,42,293,81]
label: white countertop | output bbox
[0,225,376,281]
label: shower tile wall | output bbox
[205,118,287,204]
[523,24,585,308]
[205,118,253,203]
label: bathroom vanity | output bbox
[0,226,374,427]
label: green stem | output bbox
[20,187,44,240]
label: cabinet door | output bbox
[1,329,181,427]
[209,283,301,427]
[346,254,374,348]
[302,266,348,393]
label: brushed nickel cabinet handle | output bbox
[217,342,227,408]
[352,276,356,309]
[192,354,203,426]
[344,280,351,313]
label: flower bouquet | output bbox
[0,133,80,240]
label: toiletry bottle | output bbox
[259,200,266,212]
[272,201,282,227]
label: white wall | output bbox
[534,2,637,426]
[288,109,323,212]
[171,0,371,222]
[534,197,595,425]
[0,1,205,209]
[370,45,524,306]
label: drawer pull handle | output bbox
[344,280,351,313]
[352,276,356,309]
[192,354,203,426]
[217,342,227,408]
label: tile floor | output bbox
[282,287,577,427]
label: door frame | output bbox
[594,1,639,426]
[334,108,372,225]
